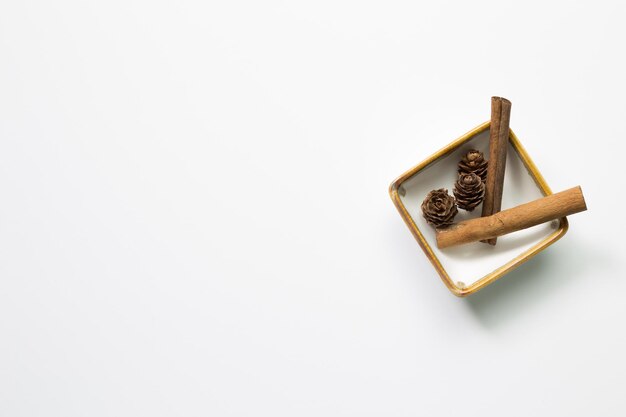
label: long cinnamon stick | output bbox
[482,97,512,245]
[436,186,586,249]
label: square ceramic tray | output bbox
[389,121,568,297]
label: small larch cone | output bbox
[458,149,488,182]
[454,173,485,211]
[421,189,458,228]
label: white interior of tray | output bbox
[399,129,559,287]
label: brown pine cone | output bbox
[458,149,488,182]
[453,173,485,211]
[421,188,458,228]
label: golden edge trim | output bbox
[389,121,568,297]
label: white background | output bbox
[0,1,624,416]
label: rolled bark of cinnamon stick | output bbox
[436,186,586,249]
[482,97,512,245]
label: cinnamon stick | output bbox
[436,186,586,249]
[482,97,512,245]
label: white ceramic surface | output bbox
[399,128,559,287]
